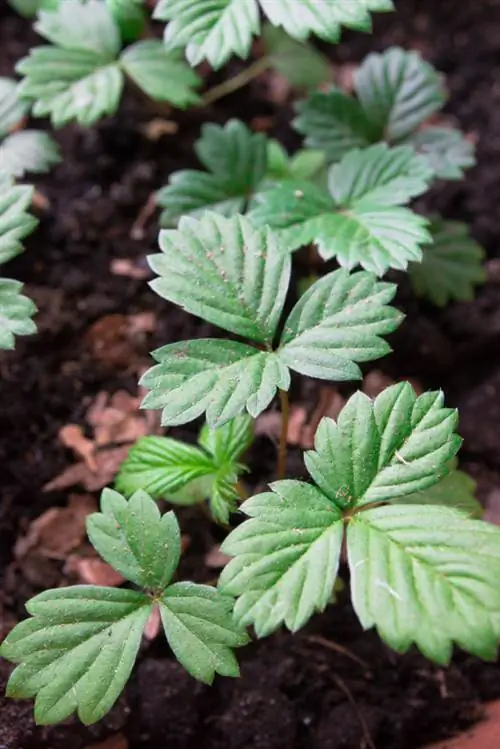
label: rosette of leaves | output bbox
[154,0,394,70]
[0,488,249,725]
[0,77,60,178]
[15,0,201,128]
[0,171,38,349]
[219,382,500,663]
[157,120,325,227]
[250,142,433,275]
[294,47,475,180]
[141,211,403,428]
[116,415,254,523]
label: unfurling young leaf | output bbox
[409,219,486,307]
[0,489,248,725]
[293,47,474,180]
[250,143,433,274]
[220,382,500,663]
[142,212,402,427]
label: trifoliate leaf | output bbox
[0,131,61,178]
[409,220,486,307]
[354,47,446,142]
[408,127,476,180]
[149,213,290,345]
[0,586,151,725]
[265,140,325,182]
[86,489,181,592]
[0,175,37,264]
[120,41,201,107]
[262,24,330,90]
[293,89,376,162]
[219,480,344,636]
[0,278,37,350]
[347,504,500,663]
[141,339,290,428]
[278,269,402,380]
[397,462,482,518]
[0,77,29,138]
[106,0,145,41]
[199,413,254,465]
[160,582,249,683]
[251,144,432,274]
[157,120,268,226]
[155,0,260,70]
[305,383,461,509]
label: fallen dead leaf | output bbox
[205,544,231,569]
[144,605,161,640]
[423,700,500,749]
[87,390,148,447]
[69,556,126,586]
[286,405,308,445]
[43,445,131,492]
[140,117,179,140]
[85,733,128,749]
[110,258,150,280]
[59,424,97,471]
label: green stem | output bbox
[277,389,290,480]
[200,56,271,107]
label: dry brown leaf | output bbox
[287,405,308,445]
[87,390,148,447]
[110,258,150,280]
[144,605,161,641]
[59,424,97,471]
[43,445,130,493]
[70,556,126,586]
[85,733,128,749]
[204,544,231,569]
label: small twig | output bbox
[201,56,271,107]
[277,389,290,479]
[330,673,376,749]
[306,634,370,671]
[130,191,157,240]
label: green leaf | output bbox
[141,339,290,428]
[305,383,461,510]
[120,40,201,107]
[155,0,260,70]
[160,582,249,683]
[149,213,290,345]
[115,436,216,499]
[209,474,240,525]
[262,24,330,90]
[106,0,145,41]
[157,120,268,226]
[36,0,121,57]
[0,77,29,138]
[347,504,500,663]
[278,268,402,380]
[397,462,482,518]
[219,480,344,636]
[0,278,37,350]
[86,488,181,592]
[0,131,61,178]
[409,220,486,307]
[8,0,59,18]
[199,413,254,465]
[0,175,37,264]
[293,89,376,162]
[408,127,476,180]
[265,140,325,182]
[0,586,151,725]
[354,47,446,142]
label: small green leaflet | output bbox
[264,140,326,183]
[409,127,475,181]
[155,0,393,69]
[0,131,61,179]
[0,77,29,138]
[199,412,254,465]
[347,505,500,663]
[1,489,248,724]
[157,120,268,226]
[397,460,482,518]
[250,143,432,274]
[262,24,330,90]
[0,279,37,350]
[0,174,38,264]
[106,0,145,41]
[409,219,486,307]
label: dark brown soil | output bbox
[1,1,500,747]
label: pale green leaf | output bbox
[397,462,482,518]
[347,504,500,663]
[0,131,61,178]
[120,40,201,107]
[160,582,249,683]
[0,278,37,350]
[106,0,145,41]
[409,219,486,307]
[86,488,181,592]
[220,480,344,636]
[8,0,57,17]
[0,77,29,138]
[408,127,476,180]
[199,413,254,465]
[209,473,240,525]
[262,24,330,90]
[278,268,402,380]
[354,47,446,142]
[115,436,216,499]
[141,339,290,428]
[157,120,268,226]
[35,0,121,57]
[0,175,37,264]
[0,586,151,725]
[265,140,326,182]
[304,383,461,509]
[149,213,290,344]
[155,0,260,69]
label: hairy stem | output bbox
[201,56,271,107]
[277,389,290,480]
